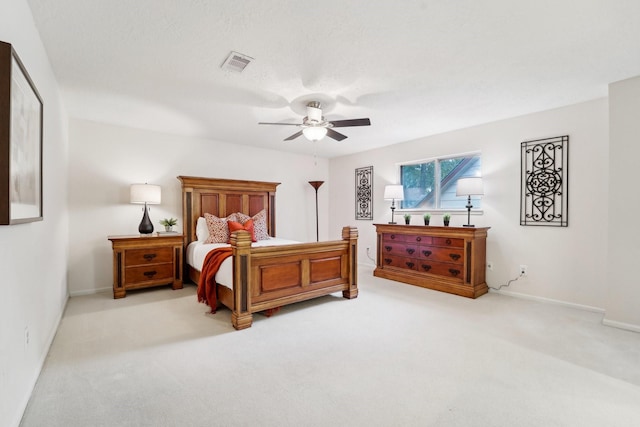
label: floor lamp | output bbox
[308,181,324,241]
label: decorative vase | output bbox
[443,220,450,227]
[165,225,173,232]
[404,218,410,225]
[424,219,430,226]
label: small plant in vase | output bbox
[403,213,411,225]
[423,213,431,225]
[443,213,451,226]
[160,217,178,232]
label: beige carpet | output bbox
[20,267,640,426]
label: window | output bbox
[399,153,482,210]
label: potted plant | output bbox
[403,213,411,225]
[160,217,178,232]
[423,213,431,225]
[443,213,451,226]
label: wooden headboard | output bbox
[177,176,280,248]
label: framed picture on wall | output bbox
[0,40,43,225]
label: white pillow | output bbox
[196,217,209,241]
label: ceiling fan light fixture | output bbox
[302,126,328,142]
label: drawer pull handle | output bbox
[406,248,415,255]
[448,269,460,277]
[390,234,396,239]
[143,270,157,278]
[143,253,157,261]
[385,245,392,252]
[422,250,432,257]
[416,237,422,242]
[449,254,461,261]
[421,264,432,271]
[406,262,415,269]
[445,239,452,245]
[384,258,392,265]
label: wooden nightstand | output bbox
[108,233,183,299]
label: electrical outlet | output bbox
[486,262,493,270]
[520,265,528,276]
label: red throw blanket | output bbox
[197,247,233,313]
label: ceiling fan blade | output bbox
[326,128,348,141]
[284,130,304,141]
[258,122,301,126]
[329,118,371,128]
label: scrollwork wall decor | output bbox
[355,166,373,220]
[520,135,569,227]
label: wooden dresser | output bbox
[374,224,489,298]
[108,234,183,299]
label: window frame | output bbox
[395,151,483,214]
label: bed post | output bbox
[342,226,359,299]
[230,230,253,329]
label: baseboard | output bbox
[69,286,111,297]
[602,318,640,333]
[490,288,606,314]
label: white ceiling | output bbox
[26,0,640,158]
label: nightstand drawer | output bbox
[125,247,173,266]
[125,263,174,284]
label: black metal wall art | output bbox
[355,166,373,220]
[520,135,569,227]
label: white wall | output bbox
[0,1,69,426]
[68,118,329,295]
[605,75,640,331]
[330,99,610,312]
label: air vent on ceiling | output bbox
[221,51,253,73]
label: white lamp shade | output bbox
[456,177,484,196]
[130,184,161,204]
[384,185,405,201]
[302,126,328,141]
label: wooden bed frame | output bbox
[178,176,358,330]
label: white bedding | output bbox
[187,237,300,288]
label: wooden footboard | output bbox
[229,226,358,329]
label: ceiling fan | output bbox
[258,101,371,142]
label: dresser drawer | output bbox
[125,247,173,266]
[415,260,464,282]
[381,255,418,271]
[419,246,464,264]
[381,242,418,257]
[125,263,174,284]
[383,233,432,245]
[383,233,407,243]
[432,237,464,248]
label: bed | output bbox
[178,176,358,330]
